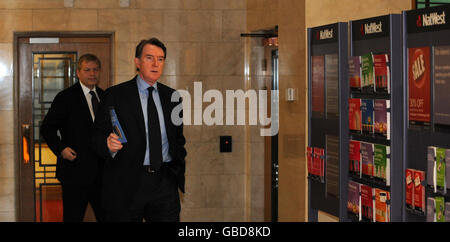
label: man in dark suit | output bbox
[92,38,186,222]
[41,54,105,222]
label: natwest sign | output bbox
[311,23,338,45]
[417,11,446,27]
[319,28,334,40]
[407,5,450,33]
[352,15,390,41]
[363,21,383,35]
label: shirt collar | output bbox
[137,75,158,93]
[79,81,96,96]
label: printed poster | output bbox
[312,56,325,117]
[408,47,431,124]
[326,135,339,199]
[325,54,339,119]
[434,46,450,126]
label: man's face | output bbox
[77,61,100,89]
[135,44,165,85]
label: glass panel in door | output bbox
[32,53,77,222]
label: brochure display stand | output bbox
[347,14,404,222]
[403,5,450,222]
[307,23,348,221]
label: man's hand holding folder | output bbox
[107,133,123,153]
[108,107,127,154]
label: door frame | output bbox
[13,31,115,221]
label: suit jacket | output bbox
[40,82,105,185]
[92,76,186,212]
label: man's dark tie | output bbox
[89,90,99,118]
[147,86,163,170]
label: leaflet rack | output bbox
[307,22,348,222]
[403,5,450,222]
[348,14,404,222]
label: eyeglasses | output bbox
[145,55,165,64]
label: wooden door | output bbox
[15,32,114,222]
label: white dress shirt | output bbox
[79,81,99,122]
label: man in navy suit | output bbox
[41,54,105,222]
[93,38,186,222]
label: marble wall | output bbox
[247,0,308,222]
[0,0,249,222]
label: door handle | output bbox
[22,124,30,164]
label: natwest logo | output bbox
[419,11,446,27]
[363,21,383,35]
[319,28,333,40]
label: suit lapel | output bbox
[96,86,104,101]
[128,78,147,139]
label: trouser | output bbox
[61,180,105,222]
[105,164,181,222]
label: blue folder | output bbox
[109,107,127,143]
